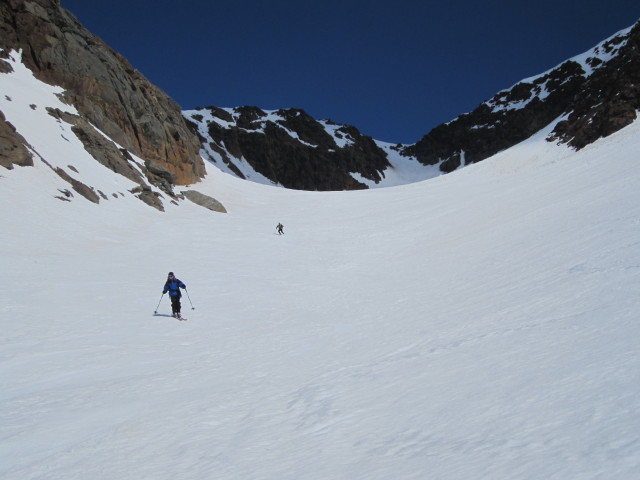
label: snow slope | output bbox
[2,53,640,479]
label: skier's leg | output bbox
[171,296,179,316]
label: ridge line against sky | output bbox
[60,0,640,144]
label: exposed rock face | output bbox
[45,107,145,184]
[51,163,101,203]
[0,0,204,185]
[549,23,640,149]
[185,106,392,191]
[404,21,640,171]
[0,110,33,169]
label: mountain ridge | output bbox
[1,0,639,201]
[404,20,640,171]
[186,19,640,190]
[184,106,430,191]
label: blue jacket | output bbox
[163,278,186,297]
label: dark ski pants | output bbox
[170,295,182,314]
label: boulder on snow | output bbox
[182,190,227,213]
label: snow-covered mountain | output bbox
[405,20,640,171]
[184,19,640,191]
[183,106,439,190]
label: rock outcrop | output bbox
[0,110,33,169]
[185,106,392,191]
[0,0,204,185]
[403,21,640,171]
[549,23,640,149]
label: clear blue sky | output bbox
[61,1,640,144]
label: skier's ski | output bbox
[152,313,187,321]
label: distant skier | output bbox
[163,272,186,318]
[276,222,284,235]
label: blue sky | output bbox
[61,1,640,144]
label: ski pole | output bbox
[184,288,195,310]
[154,293,165,314]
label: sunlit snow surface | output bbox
[1,48,640,479]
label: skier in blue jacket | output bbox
[163,272,186,318]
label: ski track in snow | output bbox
[1,52,640,479]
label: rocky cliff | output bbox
[0,0,204,185]
[403,21,640,171]
[184,106,395,190]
